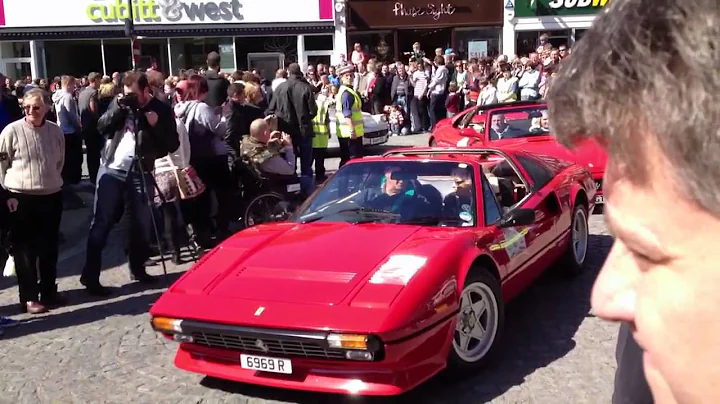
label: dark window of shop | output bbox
[235,36,297,77]
[516,30,570,56]
[45,40,104,79]
[304,35,333,51]
[347,32,394,64]
[396,28,452,62]
[574,29,588,44]
[454,28,501,60]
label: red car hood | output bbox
[168,222,424,306]
[499,136,607,175]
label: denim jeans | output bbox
[297,135,316,196]
[82,168,154,284]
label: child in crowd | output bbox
[446,81,461,118]
[384,104,405,136]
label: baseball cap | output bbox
[444,48,456,55]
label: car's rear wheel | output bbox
[447,269,504,371]
[560,203,589,276]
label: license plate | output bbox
[595,195,604,204]
[240,354,292,374]
[369,135,388,145]
[286,183,301,193]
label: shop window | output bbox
[137,38,170,73]
[104,39,134,75]
[516,30,570,56]
[169,37,235,74]
[574,29,588,44]
[307,55,332,68]
[454,28,501,61]
[347,32,394,63]
[4,62,31,81]
[397,28,452,62]
[235,36,297,71]
[45,40,104,79]
[0,41,31,58]
[304,35,333,51]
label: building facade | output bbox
[344,0,503,64]
[502,0,610,56]
[0,0,343,81]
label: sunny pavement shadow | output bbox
[199,234,613,404]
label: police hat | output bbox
[336,65,355,76]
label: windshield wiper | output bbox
[402,216,469,226]
[301,207,399,223]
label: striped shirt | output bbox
[412,70,429,98]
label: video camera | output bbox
[118,93,141,111]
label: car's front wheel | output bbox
[559,203,589,276]
[447,269,504,372]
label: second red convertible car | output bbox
[149,147,596,396]
[430,101,607,205]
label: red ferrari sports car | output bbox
[149,147,596,396]
[430,101,607,205]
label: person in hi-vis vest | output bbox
[334,65,364,167]
[311,91,332,181]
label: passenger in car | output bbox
[442,168,475,223]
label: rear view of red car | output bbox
[430,101,607,206]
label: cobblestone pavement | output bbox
[0,134,619,404]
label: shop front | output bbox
[0,0,339,80]
[502,0,610,56]
[346,0,503,63]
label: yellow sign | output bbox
[87,0,159,22]
[548,0,610,9]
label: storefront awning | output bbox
[0,22,334,40]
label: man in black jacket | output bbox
[266,63,317,195]
[204,51,229,110]
[80,71,179,296]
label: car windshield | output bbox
[488,105,550,141]
[293,161,477,227]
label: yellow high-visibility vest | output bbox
[335,86,364,139]
[311,98,330,148]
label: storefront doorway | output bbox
[397,28,452,61]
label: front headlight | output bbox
[151,317,184,333]
[327,333,369,350]
[368,255,427,286]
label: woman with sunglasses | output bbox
[0,89,65,314]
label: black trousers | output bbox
[189,155,234,242]
[312,148,326,179]
[411,96,429,132]
[82,129,103,185]
[9,192,63,303]
[161,202,185,253]
[62,133,84,185]
[428,93,447,130]
[338,137,363,168]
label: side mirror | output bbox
[497,208,535,228]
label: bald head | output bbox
[275,69,287,79]
[250,118,270,143]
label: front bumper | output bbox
[170,317,453,396]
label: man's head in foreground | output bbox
[547,0,720,402]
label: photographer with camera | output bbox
[241,118,295,177]
[80,71,179,296]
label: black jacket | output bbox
[1,92,23,124]
[225,101,264,152]
[205,70,229,109]
[266,75,317,138]
[97,96,179,172]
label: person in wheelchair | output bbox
[365,167,428,219]
[240,118,297,179]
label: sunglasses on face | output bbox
[23,105,41,112]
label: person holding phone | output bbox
[241,118,295,177]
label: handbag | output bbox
[154,156,206,203]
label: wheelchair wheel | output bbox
[243,192,288,228]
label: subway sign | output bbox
[515,0,611,17]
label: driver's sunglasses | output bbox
[453,178,466,185]
[23,105,41,112]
